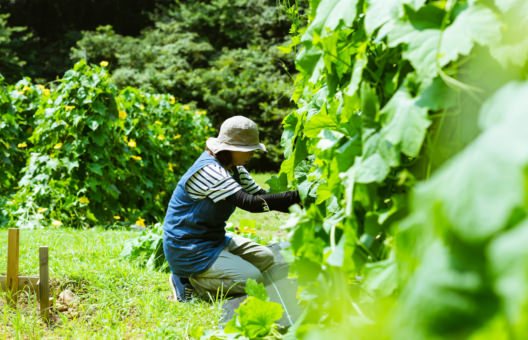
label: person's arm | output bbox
[235,166,265,195]
[226,189,300,213]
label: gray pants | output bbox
[189,234,275,297]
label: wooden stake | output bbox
[7,228,20,303]
[39,246,50,323]
[0,275,39,292]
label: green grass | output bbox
[0,173,289,339]
[1,228,221,339]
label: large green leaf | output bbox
[380,86,430,157]
[225,297,284,338]
[388,20,441,80]
[489,37,528,68]
[489,0,528,67]
[439,4,502,66]
[407,81,528,243]
[365,0,425,36]
[493,0,528,13]
[478,81,528,129]
[388,3,501,83]
[416,76,457,111]
[355,153,389,184]
[395,241,498,339]
[488,218,528,335]
[302,0,359,41]
[304,107,338,138]
[344,52,368,97]
[296,46,324,77]
[365,0,402,36]
[363,258,398,297]
[245,279,269,301]
[281,112,299,159]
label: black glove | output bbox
[226,190,300,213]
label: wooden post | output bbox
[7,228,20,303]
[39,247,50,323]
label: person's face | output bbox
[230,151,254,166]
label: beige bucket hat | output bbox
[206,116,267,154]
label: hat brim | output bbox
[206,137,267,154]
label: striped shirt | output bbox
[185,164,262,202]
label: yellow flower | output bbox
[43,89,50,96]
[128,139,136,148]
[17,142,27,148]
[131,155,142,161]
[119,110,127,119]
[183,105,190,110]
[135,217,146,227]
[140,105,145,110]
[65,105,75,111]
[157,135,165,141]
[22,86,31,93]
[154,96,159,102]
[168,162,174,171]
[53,143,63,149]
[154,121,163,126]
[123,136,128,143]
[173,134,181,140]
[114,216,121,220]
[170,96,176,104]
[37,207,48,213]
[100,61,109,67]
[36,85,45,90]
[51,220,62,227]
[79,196,90,204]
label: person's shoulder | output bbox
[195,163,231,181]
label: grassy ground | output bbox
[0,173,289,339]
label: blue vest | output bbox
[162,151,238,277]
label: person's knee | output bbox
[245,266,265,283]
[257,247,275,272]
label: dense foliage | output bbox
[0,0,171,81]
[0,76,37,194]
[1,60,211,229]
[0,14,33,82]
[272,0,528,338]
[70,0,301,169]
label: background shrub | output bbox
[0,77,40,194]
[0,14,33,82]
[0,0,172,81]
[5,60,211,229]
